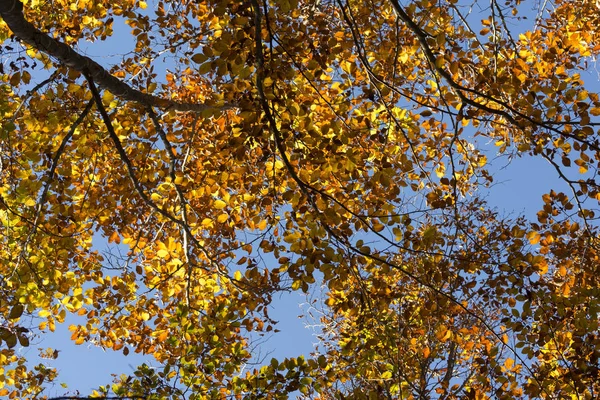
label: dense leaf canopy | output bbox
[1,0,600,398]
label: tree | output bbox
[1,0,600,398]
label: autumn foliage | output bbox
[1,0,600,398]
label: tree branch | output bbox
[12,98,94,280]
[49,397,146,400]
[0,0,232,113]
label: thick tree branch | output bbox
[49,397,145,400]
[84,73,237,284]
[0,0,231,112]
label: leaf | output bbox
[156,249,170,258]
[5,333,17,348]
[2,1,600,398]
[151,192,162,202]
[527,231,541,245]
[18,333,30,347]
[8,304,24,320]
[422,347,431,358]
[217,213,228,223]
[257,219,268,230]
[214,199,227,209]
[108,231,121,244]
[9,72,20,86]
[372,222,385,232]
[191,53,207,64]
[505,358,514,370]
[102,90,114,104]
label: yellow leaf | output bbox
[505,358,514,370]
[436,326,452,342]
[381,370,392,379]
[156,249,170,259]
[558,265,567,277]
[257,219,268,230]
[527,231,541,245]
[102,90,114,104]
[263,77,274,87]
[435,164,445,178]
[372,222,385,232]
[214,199,227,209]
[151,192,162,202]
[217,213,228,223]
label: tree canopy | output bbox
[1,0,600,398]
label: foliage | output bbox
[1,0,600,398]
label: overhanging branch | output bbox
[0,0,232,113]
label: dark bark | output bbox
[0,0,231,112]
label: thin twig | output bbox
[13,98,94,277]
